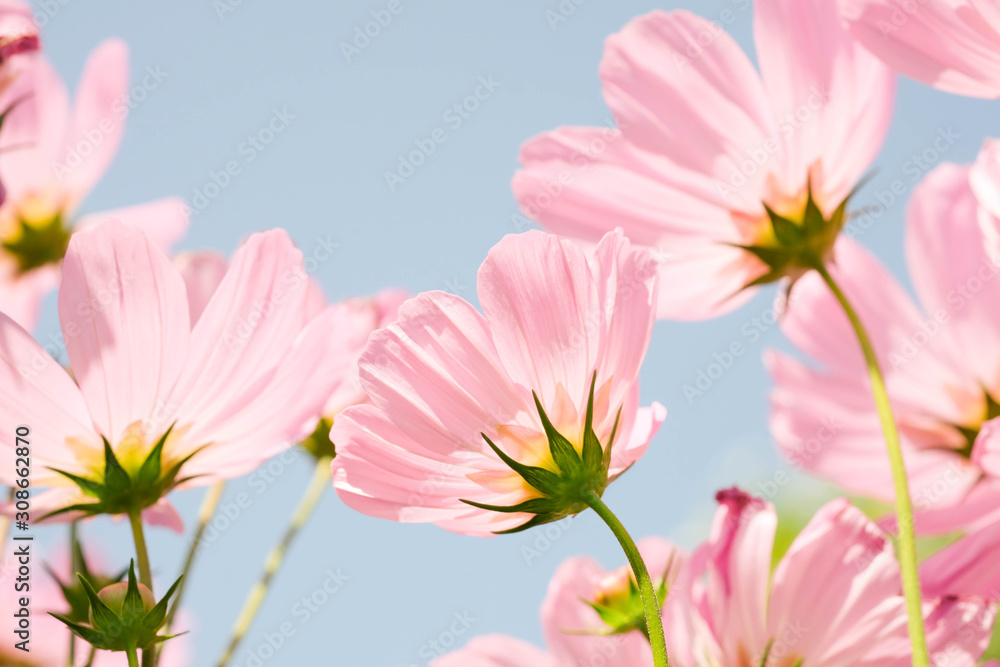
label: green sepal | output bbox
[42,423,203,521]
[78,573,119,631]
[137,425,173,487]
[49,612,115,650]
[481,433,561,494]
[459,497,559,515]
[581,374,603,472]
[101,437,132,494]
[141,574,183,635]
[121,562,146,624]
[533,392,582,475]
[765,204,803,246]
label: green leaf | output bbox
[78,573,120,631]
[481,433,561,494]
[533,392,581,475]
[581,374,603,473]
[102,437,131,494]
[138,425,173,486]
[587,600,633,630]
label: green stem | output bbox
[583,490,669,667]
[814,263,928,667]
[126,645,140,667]
[166,482,226,632]
[127,509,155,667]
[215,456,333,667]
[69,521,80,667]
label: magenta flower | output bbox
[0,40,188,330]
[435,490,994,666]
[513,0,894,320]
[841,0,1000,98]
[331,229,665,536]
[0,221,344,530]
[0,0,38,71]
[768,157,1000,532]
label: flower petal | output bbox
[755,0,895,205]
[431,635,557,667]
[58,220,189,444]
[840,0,1000,98]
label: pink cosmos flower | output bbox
[840,0,1000,98]
[173,248,408,420]
[435,490,995,666]
[768,158,1000,533]
[0,39,188,330]
[331,229,665,536]
[0,221,345,530]
[434,538,681,667]
[512,0,894,320]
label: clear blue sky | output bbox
[27,0,998,664]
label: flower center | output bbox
[1,192,72,274]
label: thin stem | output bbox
[583,490,669,667]
[814,263,928,667]
[216,456,333,667]
[127,509,153,592]
[166,482,226,632]
[127,509,155,667]
[69,521,80,667]
[83,646,96,667]
[126,646,140,667]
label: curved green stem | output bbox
[814,263,928,667]
[216,456,333,667]
[127,509,155,667]
[583,490,669,667]
[126,645,140,667]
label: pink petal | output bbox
[76,196,190,252]
[173,250,228,325]
[167,229,313,448]
[58,220,190,445]
[0,312,97,483]
[905,162,1000,394]
[690,489,773,662]
[512,128,760,320]
[58,39,128,207]
[478,230,656,431]
[971,138,1000,220]
[332,405,531,537]
[178,305,348,482]
[430,635,557,667]
[141,497,184,533]
[599,10,774,181]
[755,0,895,206]
[768,498,904,664]
[0,54,68,200]
[840,0,1000,98]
